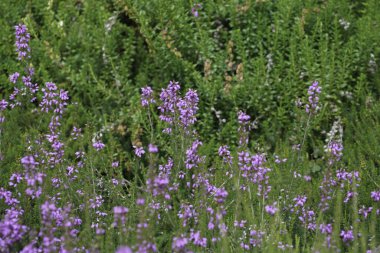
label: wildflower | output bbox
[237,111,252,146]
[9,72,20,84]
[172,235,189,252]
[185,140,202,169]
[177,89,199,128]
[213,187,228,204]
[0,100,7,111]
[319,224,332,234]
[191,4,202,17]
[359,206,373,219]
[148,144,158,153]
[116,246,132,253]
[14,24,30,61]
[218,145,233,164]
[339,18,350,30]
[141,86,155,107]
[93,141,105,151]
[305,81,321,114]
[265,204,278,215]
[113,206,129,227]
[371,191,380,202]
[0,207,28,250]
[340,229,354,243]
[21,155,38,169]
[134,146,145,157]
[294,195,307,207]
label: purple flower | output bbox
[136,198,145,206]
[238,111,251,124]
[21,155,38,169]
[190,230,207,247]
[177,89,199,129]
[172,235,189,252]
[237,111,252,146]
[371,191,380,202]
[213,187,228,204]
[116,246,132,253]
[134,146,145,157]
[359,206,373,219]
[93,141,105,151]
[148,144,159,153]
[9,72,20,84]
[113,206,129,227]
[185,140,202,169]
[218,145,232,164]
[0,207,28,250]
[320,224,332,234]
[191,3,202,17]
[265,204,278,215]
[141,86,155,107]
[305,81,321,114]
[340,229,354,243]
[158,81,199,133]
[0,100,8,111]
[293,195,307,207]
[71,127,82,140]
[15,24,30,61]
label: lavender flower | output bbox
[148,144,158,153]
[141,86,155,107]
[371,191,380,202]
[113,206,129,227]
[93,141,105,151]
[218,145,233,165]
[359,206,373,219]
[237,111,252,146]
[177,89,199,129]
[0,100,7,111]
[172,235,189,252]
[185,140,202,169]
[21,155,38,169]
[134,146,145,157]
[213,187,228,204]
[116,246,132,253]
[191,4,202,17]
[265,204,278,216]
[9,72,20,84]
[15,24,30,61]
[305,81,321,114]
[340,229,354,243]
[0,207,28,250]
[294,195,307,207]
[158,81,199,133]
[320,224,332,234]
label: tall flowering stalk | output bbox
[9,24,39,107]
[296,81,322,163]
[158,81,199,134]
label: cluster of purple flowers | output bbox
[141,86,155,107]
[237,111,252,146]
[191,3,202,17]
[238,151,271,198]
[14,24,30,61]
[218,145,233,165]
[157,81,199,133]
[185,140,203,170]
[0,189,27,250]
[305,81,321,114]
